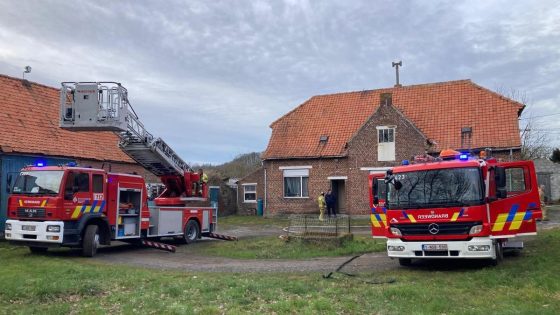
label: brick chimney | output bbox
[380,92,392,106]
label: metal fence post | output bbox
[335,218,338,236]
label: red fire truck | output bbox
[4,82,220,256]
[369,150,542,266]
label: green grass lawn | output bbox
[194,235,386,259]
[1,229,560,314]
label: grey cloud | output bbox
[0,0,559,163]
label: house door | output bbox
[537,173,552,202]
[330,179,346,214]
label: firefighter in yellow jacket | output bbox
[317,192,326,221]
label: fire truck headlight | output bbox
[388,245,405,251]
[390,227,402,236]
[5,223,11,231]
[469,225,483,235]
[47,225,60,233]
[468,245,490,251]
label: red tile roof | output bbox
[0,74,134,163]
[263,80,523,159]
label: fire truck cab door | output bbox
[63,171,94,219]
[369,173,387,238]
[489,161,542,237]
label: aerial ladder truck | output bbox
[5,82,231,256]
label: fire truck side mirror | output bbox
[495,166,507,198]
[373,196,379,205]
[394,180,403,190]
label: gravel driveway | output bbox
[92,225,397,273]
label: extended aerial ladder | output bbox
[59,82,206,204]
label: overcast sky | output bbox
[1,0,559,164]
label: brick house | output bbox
[246,80,524,216]
[0,75,157,230]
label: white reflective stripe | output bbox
[141,218,150,222]
[284,169,309,177]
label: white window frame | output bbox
[377,126,396,143]
[282,168,309,199]
[242,183,257,203]
[376,125,396,162]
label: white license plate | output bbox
[22,225,36,231]
[422,244,448,251]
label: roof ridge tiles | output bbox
[0,74,60,91]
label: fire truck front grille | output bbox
[17,208,46,218]
[393,222,482,236]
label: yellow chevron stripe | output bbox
[370,214,381,227]
[407,214,417,223]
[492,213,509,232]
[450,212,460,222]
[71,206,82,219]
[509,212,526,230]
[40,200,47,207]
[71,204,104,219]
[379,214,387,227]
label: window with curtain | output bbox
[283,169,309,198]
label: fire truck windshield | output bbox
[387,167,483,209]
[12,171,64,195]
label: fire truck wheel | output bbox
[491,241,503,266]
[184,220,200,244]
[29,246,48,254]
[82,225,100,257]
[398,258,412,266]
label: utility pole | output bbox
[392,61,402,87]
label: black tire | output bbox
[29,246,48,254]
[399,258,412,266]
[491,241,503,266]
[183,220,200,244]
[82,225,100,257]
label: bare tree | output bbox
[495,86,552,159]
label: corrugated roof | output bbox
[263,80,523,159]
[0,74,134,163]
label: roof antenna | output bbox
[392,61,402,87]
[22,66,32,80]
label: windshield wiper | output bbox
[426,200,477,207]
[391,201,424,209]
[38,188,58,194]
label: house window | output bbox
[377,126,396,161]
[243,183,257,203]
[378,128,394,143]
[283,169,309,198]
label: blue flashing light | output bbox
[35,160,46,167]
[67,162,77,167]
[459,154,469,161]
[401,160,410,165]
